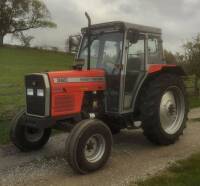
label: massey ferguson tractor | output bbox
[10,13,188,174]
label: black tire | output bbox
[65,119,112,174]
[140,73,188,145]
[10,110,52,152]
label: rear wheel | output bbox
[140,74,188,145]
[65,119,112,174]
[10,110,51,152]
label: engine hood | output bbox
[47,69,106,117]
[48,69,105,84]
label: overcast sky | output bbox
[4,0,200,52]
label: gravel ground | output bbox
[0,108,200,186]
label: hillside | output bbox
[0,47,73,121]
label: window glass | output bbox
[102,40,122,73]
[79,32,123,72]
[128,40,144,57]
[148,38,158,54]
[127,39,144,71]
[80,40,100,68]
[123,37,145,110]
[148,37,160,64]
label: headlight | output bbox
[37,89,44,97]
[27,88,34,96]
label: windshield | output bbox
[79,32,124,73]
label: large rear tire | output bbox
[140,74,188,145]
[65,119,112,174]
[10,110,52,152]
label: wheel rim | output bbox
[160,86,185,135]
[25,127,44,143]
[84,134,106,163]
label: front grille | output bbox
[54,95,75,113]
[25,74,50,117]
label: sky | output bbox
[4,0,200,52]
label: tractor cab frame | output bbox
[77,21,163,115]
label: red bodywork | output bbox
[148,64,176,74]
[48,69,106,118]
[47,64,181,118]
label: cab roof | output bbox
[81,21,161,35]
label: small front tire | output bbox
[10,110,52,152]
[65,119,112,174]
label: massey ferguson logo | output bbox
[53,77,105,83]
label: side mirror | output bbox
[72,58,85,70]
[66,35,81,54]
[127,29,140,44]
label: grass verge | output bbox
[189,96,200,109]
[134,153,200,186]
[0,120,10,145]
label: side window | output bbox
[148,38,158,53]
[148,37,160,64]
[127,37,145,71]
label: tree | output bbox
[164,50,178,64]
[13,32,34,47]
[183,34,200,96]
[0,0,56,46]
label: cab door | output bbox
[102,34,123,113]
[122,34,146,112]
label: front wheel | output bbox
[140,74,188,145]
[65,119,112,174]
[10,110,51,152]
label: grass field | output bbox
[0,46,73,144]
[134,152,200,186]
[0,46,73,120]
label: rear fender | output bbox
[148,64,186,76]
[132,64,186,115]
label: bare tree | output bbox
[13,32,34,47]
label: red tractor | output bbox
[10,13,188,174]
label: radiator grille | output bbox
[54,95,75,112]
[25,74,50,117]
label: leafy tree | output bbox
[0,0,56,46]
[164,50,177,64]
[183,34,200,96]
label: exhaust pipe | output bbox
[85,12,91,70]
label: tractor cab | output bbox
[73,21,163,114]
